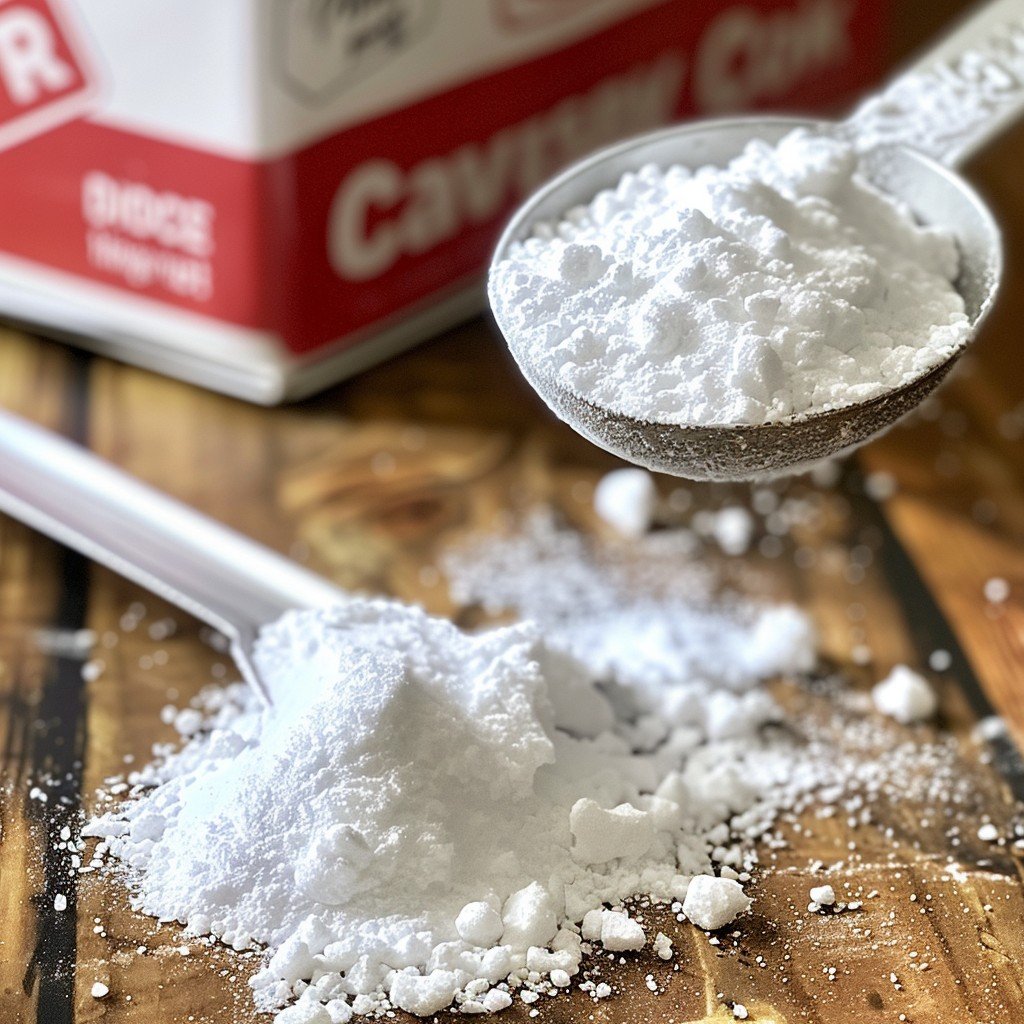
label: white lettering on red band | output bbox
[0,5,72,105]
[82,172,216,259]
[328,54,684,282]
[694,0,853,113]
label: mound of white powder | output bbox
[86,591,818,1021]
[491,129,970,426]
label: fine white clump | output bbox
[492,128,969,426]
[455,902,504,947]
[598,910,646,951]
[593,468,658,537]
[86,590,816,1020]
[681,876,752,931]
[711,507,755,556]
[809,884,836,906]
[973,716,1008,745]
[872,665,938,724]
[977,823,999,843]
[983,577,1010,604]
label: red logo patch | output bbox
[0,0,96,152]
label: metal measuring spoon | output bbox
[0,410,344,704]
[489,0,1024,481]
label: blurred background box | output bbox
[0,0,887,403]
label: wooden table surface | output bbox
[3,2,1024,1022]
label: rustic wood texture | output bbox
[4,2,1024,1022]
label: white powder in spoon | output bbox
[491,129,970,426]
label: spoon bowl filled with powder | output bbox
[489,116,1000,481]
[488,0,1024,480]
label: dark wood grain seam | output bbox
[20,350,92,1024]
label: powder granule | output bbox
[872,665,938,724]
[711,507,756,556]
[593,468,659,538]
[598,910,646,951]
[455,902,504,947]
[492,129,969,426]
[977,823,999,843]
[809,884,836,907]
[681,876,752,931]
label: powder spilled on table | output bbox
[79,511,1016,1022]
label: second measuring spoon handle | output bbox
[0,409,345,702]
[845,0,1024,169]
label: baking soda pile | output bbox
[85,560,821,1020]
[78,500,1021,1022]
[491,129,970,425]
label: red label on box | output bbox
[272,0,886,353]
[0,0,887,367]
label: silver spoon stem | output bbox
[845,0,1024,168]
[0,409,343,703]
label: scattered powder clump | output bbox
[491,128,969,426]
[808,884,836,908]
[977,822,999,843]
[983,577,1010,604]
[592,467,659,537]
[711,506,756,556]
[681,876,752,931]
[872,665,938,724]
[594,910,646,952]
[652,931,673,960]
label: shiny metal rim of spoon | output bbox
[488,115,1002,481]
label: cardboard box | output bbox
[0,0,887,402]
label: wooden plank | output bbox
[1,369,1022,1024]
[53,347,1024,1023]
[7,308,1024,1024]
[5,5,1024,1023]
[0,333,91,1024]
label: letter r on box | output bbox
[0,0,97,152]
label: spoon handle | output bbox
[846,0,1024,168]
[0,409,343,701]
